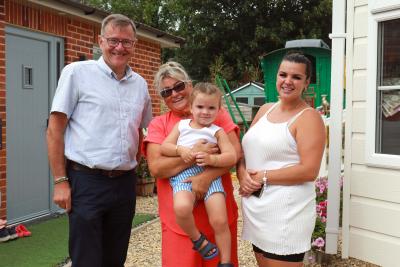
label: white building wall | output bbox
[344,1,400,266]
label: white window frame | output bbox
[366,3,400,169]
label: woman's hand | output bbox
[238,168,262,197]
[183,172,212,200]
[192,139,219,154]
[178,146,195,163]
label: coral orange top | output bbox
[143,108,239,235]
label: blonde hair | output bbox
[153,61,191,91]
[190,82,222,108]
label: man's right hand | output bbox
[53,182,72,212]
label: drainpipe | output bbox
[325,0,346,254]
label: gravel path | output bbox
[125,179,380,267]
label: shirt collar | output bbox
[97,56,133,80]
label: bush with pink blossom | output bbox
[311,176,328,252]
[311,175,343,253]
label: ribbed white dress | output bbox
[241,103,316,255]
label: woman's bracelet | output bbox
[54,176,69,185]
[262,170,268,186]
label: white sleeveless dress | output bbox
[241,103,316,255]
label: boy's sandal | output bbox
[192,232,219,260]
[218,263,234,267]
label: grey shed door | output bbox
[6,27,63,223]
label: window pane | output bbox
[376,90,400,155]
[376,18,400,155]
[380,18,400,86]
[236,97,248,104]
[254,97,265,106]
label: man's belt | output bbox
[67,160,133,178]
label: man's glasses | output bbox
[102,37,136,48]
[160,81,186,98]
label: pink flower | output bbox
[318,183,326,194]
[315,177,328,195]
[312,237,325,248]
[321,216,327,223]
[316,200,328,217]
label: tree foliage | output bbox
[84,0,332,85]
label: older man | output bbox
[47,14,152,267]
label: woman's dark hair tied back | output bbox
[281,51,312,80]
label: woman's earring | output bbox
[302,88,307,97]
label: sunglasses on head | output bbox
[160,81,186,98]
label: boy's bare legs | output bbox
[173,190,218,257]
[173,190,199,239]
[205,192,231,264]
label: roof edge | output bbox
[27,0,184,48]
[225,81,265,96]
[260,46,331,59]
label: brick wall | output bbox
[132,40,163,115]
[0,0,164,219]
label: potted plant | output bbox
[135,157,155,197]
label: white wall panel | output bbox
[349,227,400,267]
[350,196,400,236]
[353,38,368,70]
[354,5,369,38]
[351,134,366,164]
[352,103,366,133]
[351,164,400,203]
[354,0,368,7]
[352,70,367,101]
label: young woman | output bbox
[238,52,326,267]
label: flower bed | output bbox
[312,176,328,251]
[310,175,343,263]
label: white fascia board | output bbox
[225,82,264,96]
[250,82,265,91]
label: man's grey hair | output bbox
[101,14,137,37]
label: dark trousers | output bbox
[67,168,137,267]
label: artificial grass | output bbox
[0,213,157,267]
